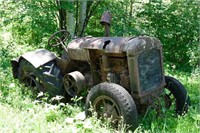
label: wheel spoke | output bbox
[164,94,172,108]
[167,92,172,97]
[102,99,107,112]
[110,103,116,113]
[30,78,33,86]
[53,36,62,46]
[18,60,46,94]
[166,82,172,88]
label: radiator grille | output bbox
[138,49,162,91]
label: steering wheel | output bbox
[48,30,70,47]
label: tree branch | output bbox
[80,0,101,36]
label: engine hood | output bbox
[67,37,131,53]
[67,36,162,54]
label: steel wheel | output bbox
[85,83,138,131]
[93,95,121,126]
[18,59,44,92]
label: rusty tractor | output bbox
[11,12,190,131]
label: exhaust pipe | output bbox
[100,11,111,37]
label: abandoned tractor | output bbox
[11,12,190,131]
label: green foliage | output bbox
[1,0,58,46]
[138,0,199,70]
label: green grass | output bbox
[0,40,199,133]
[0,81,113,133]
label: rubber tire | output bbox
[165,76,190,115]
[85,82,138,131]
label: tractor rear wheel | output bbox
[18,59,45,92]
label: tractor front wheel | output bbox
[85,83,138,131]
[164,76,190,115]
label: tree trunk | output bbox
[78,0,87,37]
[67,0,75,38]
[129,0,133,27]
[56,0,67,30]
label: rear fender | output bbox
[11,57,20,78]
[10,49,57,78]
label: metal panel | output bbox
[123,36,162,56]
[67,37,103,49]
[127,56,140,93]
[67,48,90,61]
[67,37,131,53]
[21,49,57,68]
